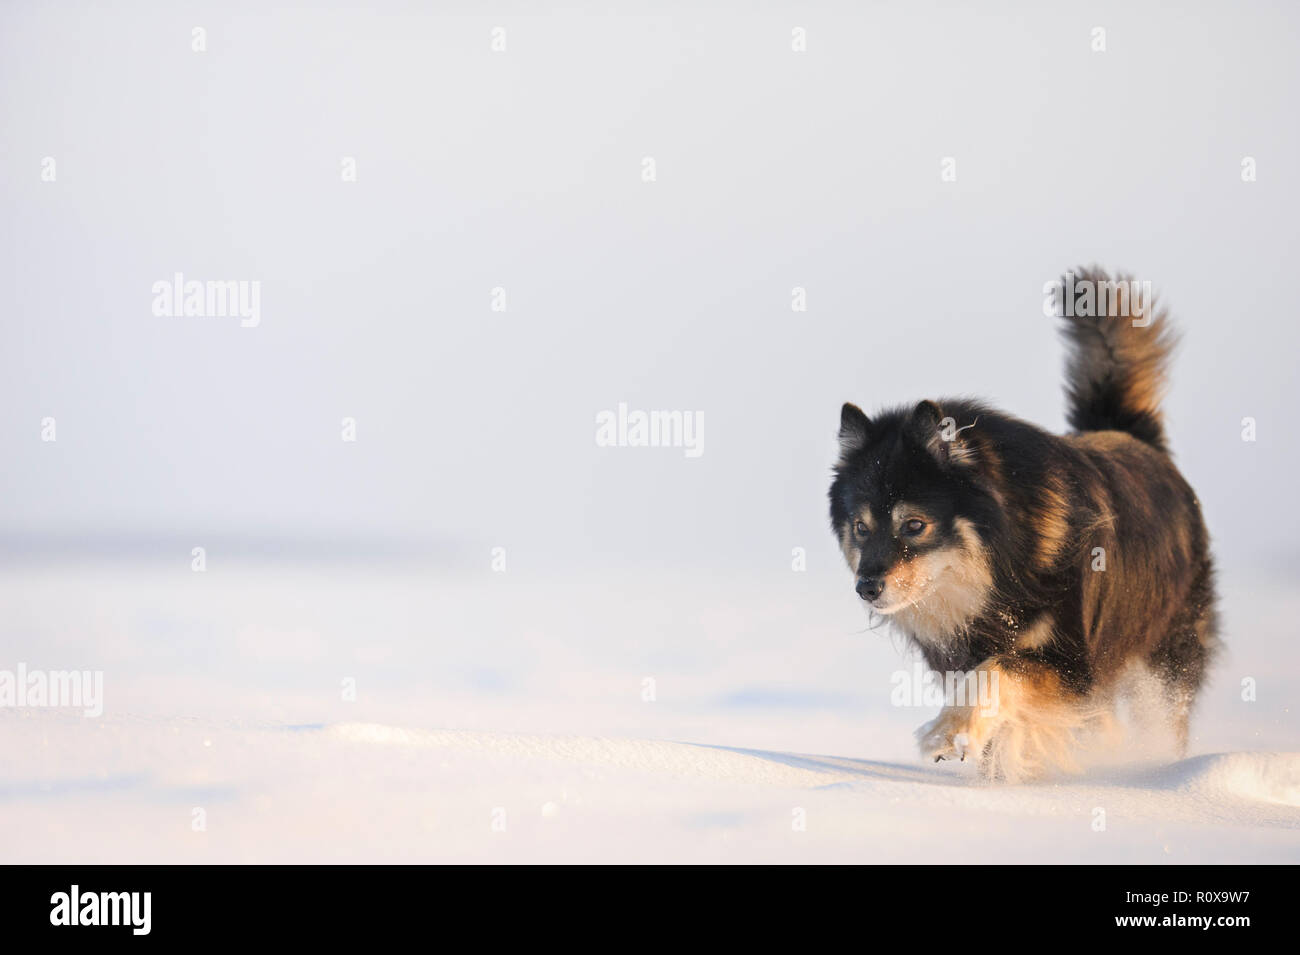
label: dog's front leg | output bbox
[917,656,1090,781]
[917,704,999,763]
[915,659,1009,764]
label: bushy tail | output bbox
[1057,267,1179,451]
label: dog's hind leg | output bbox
[1146,570,1218,756]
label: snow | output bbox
[1,561,1297,863]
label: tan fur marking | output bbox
[1016,616,1056,650]
[1033,476,1071,569]
[1069,430,1139,454]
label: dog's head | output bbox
[829,400,996,635]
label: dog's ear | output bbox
[908,400,979,466]
[838,403,872,462]
[908,400,951,463]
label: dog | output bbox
[828,269,1218,781]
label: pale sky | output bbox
[2,1,1297,572]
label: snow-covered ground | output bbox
[1,558,1296,863]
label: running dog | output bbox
[828,269,1217,780]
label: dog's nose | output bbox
[856,577,885,601]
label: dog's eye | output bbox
[902,519,926,536]
[854,520,869,536]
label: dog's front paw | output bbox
[917,709,979,763]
